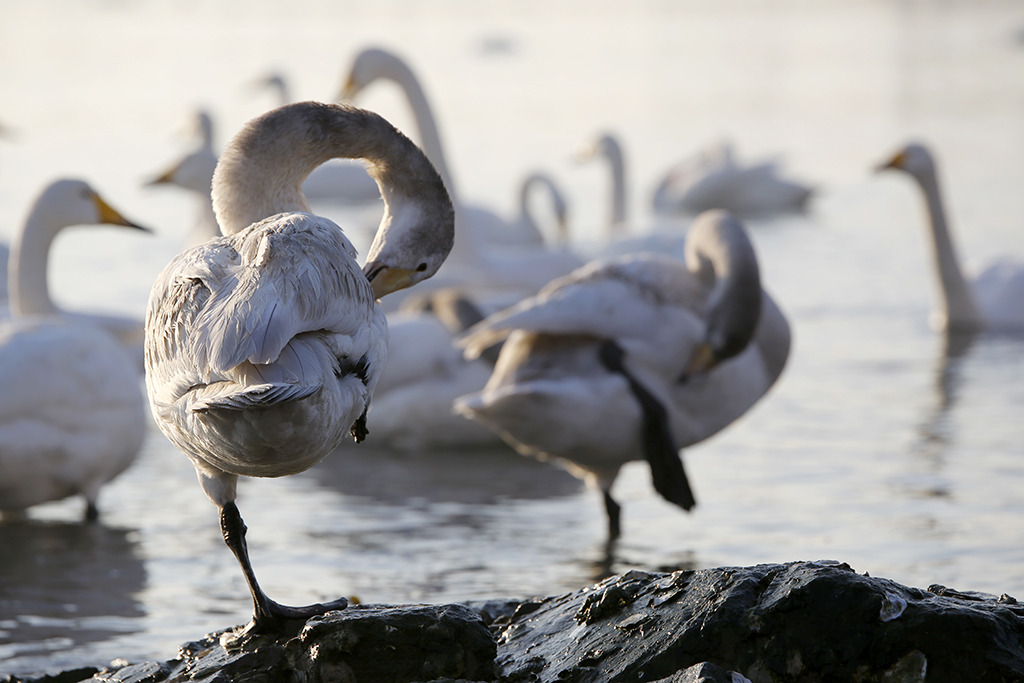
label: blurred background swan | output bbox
[876,142,1024,335]
[652,140,813,219]
[339,46,584,310]
[0,179,149,521]
[456,210,791,540]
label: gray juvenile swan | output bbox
[455,210,790,539]
[144,102,454,636]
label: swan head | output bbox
[28,179,151,237]
[681,210,762,377]
[338,47,408,102]
[146,148,218,195]
[876,142,936,181]
[362,186,455,299]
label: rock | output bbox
[491,561,1024,682]
[11,561,1024,683]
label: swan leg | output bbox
[603,489,622,540]
[84,500,100,523]
[219,501,348,632]
[598,341,697,512]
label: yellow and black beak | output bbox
[91,192,152,233]
[363,261,417,299]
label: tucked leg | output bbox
[219,501,348,632]
[598,341,696,513]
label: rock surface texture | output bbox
[6,561,1024,683]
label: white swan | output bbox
[144,101,454,635]
[455,210,791,539]
[652,139,813,218]
[339,47,567,256]
[512,171,570,247]
[11,178,152,359]
[0,179,149,521]
[877,142,1024,334]
[147,109,221,246]
[364,310,499,450]
[575,132,690,260]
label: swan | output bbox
[364,310,500,450]
[10,178,152,359]
[0,179,149,521]
[575,132,690,260]
[512,171,570,247]
[876,142,1024,334]
[339,46,562,253]
[144,101,454,635]
[652,139,813,218]
[146,109,221,246]
[455,210,791,539]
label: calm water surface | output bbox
[1,0,1024,676]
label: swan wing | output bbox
[146,212,381,412]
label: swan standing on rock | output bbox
[876,142,1024,334]
[144,102,454,635]
[455,210,790,540]
[0,179,150,521]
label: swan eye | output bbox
[416,262,428,272]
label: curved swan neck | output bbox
[10,203,58,316]
[685,210,762,361]
[915,167,982,331]
[212,102,442,235]
[520,173,569,245]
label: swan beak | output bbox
[144,163,178,187]
[679,342,719,381]
[339,75,359,102]
[875,151,905,173]
[363,261,415,299]
[92,193,152,233]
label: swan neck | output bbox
[605,143,627,234]
[918,170,981,329]
[389,61,457,203]
[213,103,416,234]
[10,209,58,316]
[685,213,762,360]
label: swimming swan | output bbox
[455,210,790,539]
[0,179,149,520]
[876,142,1024,334]
[144,101,454,635]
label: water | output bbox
[2,0,1024,676]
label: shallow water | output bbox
[2,0,1024,676]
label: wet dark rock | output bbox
[492,561,1024,682]
[10,561,1024,683]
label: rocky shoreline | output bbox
[6,560,1024,683]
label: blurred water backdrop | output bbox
[1,0,1024,676]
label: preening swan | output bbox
[144,102,454,635]
[0,179,149,521]
[876,142,1024,334]
[652,140,813,218]
[455,210,790,539]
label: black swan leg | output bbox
[598,340,697,513]
[220,501,348,632]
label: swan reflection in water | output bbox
[0,519,146,672]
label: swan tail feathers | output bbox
[191,382,321,412]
